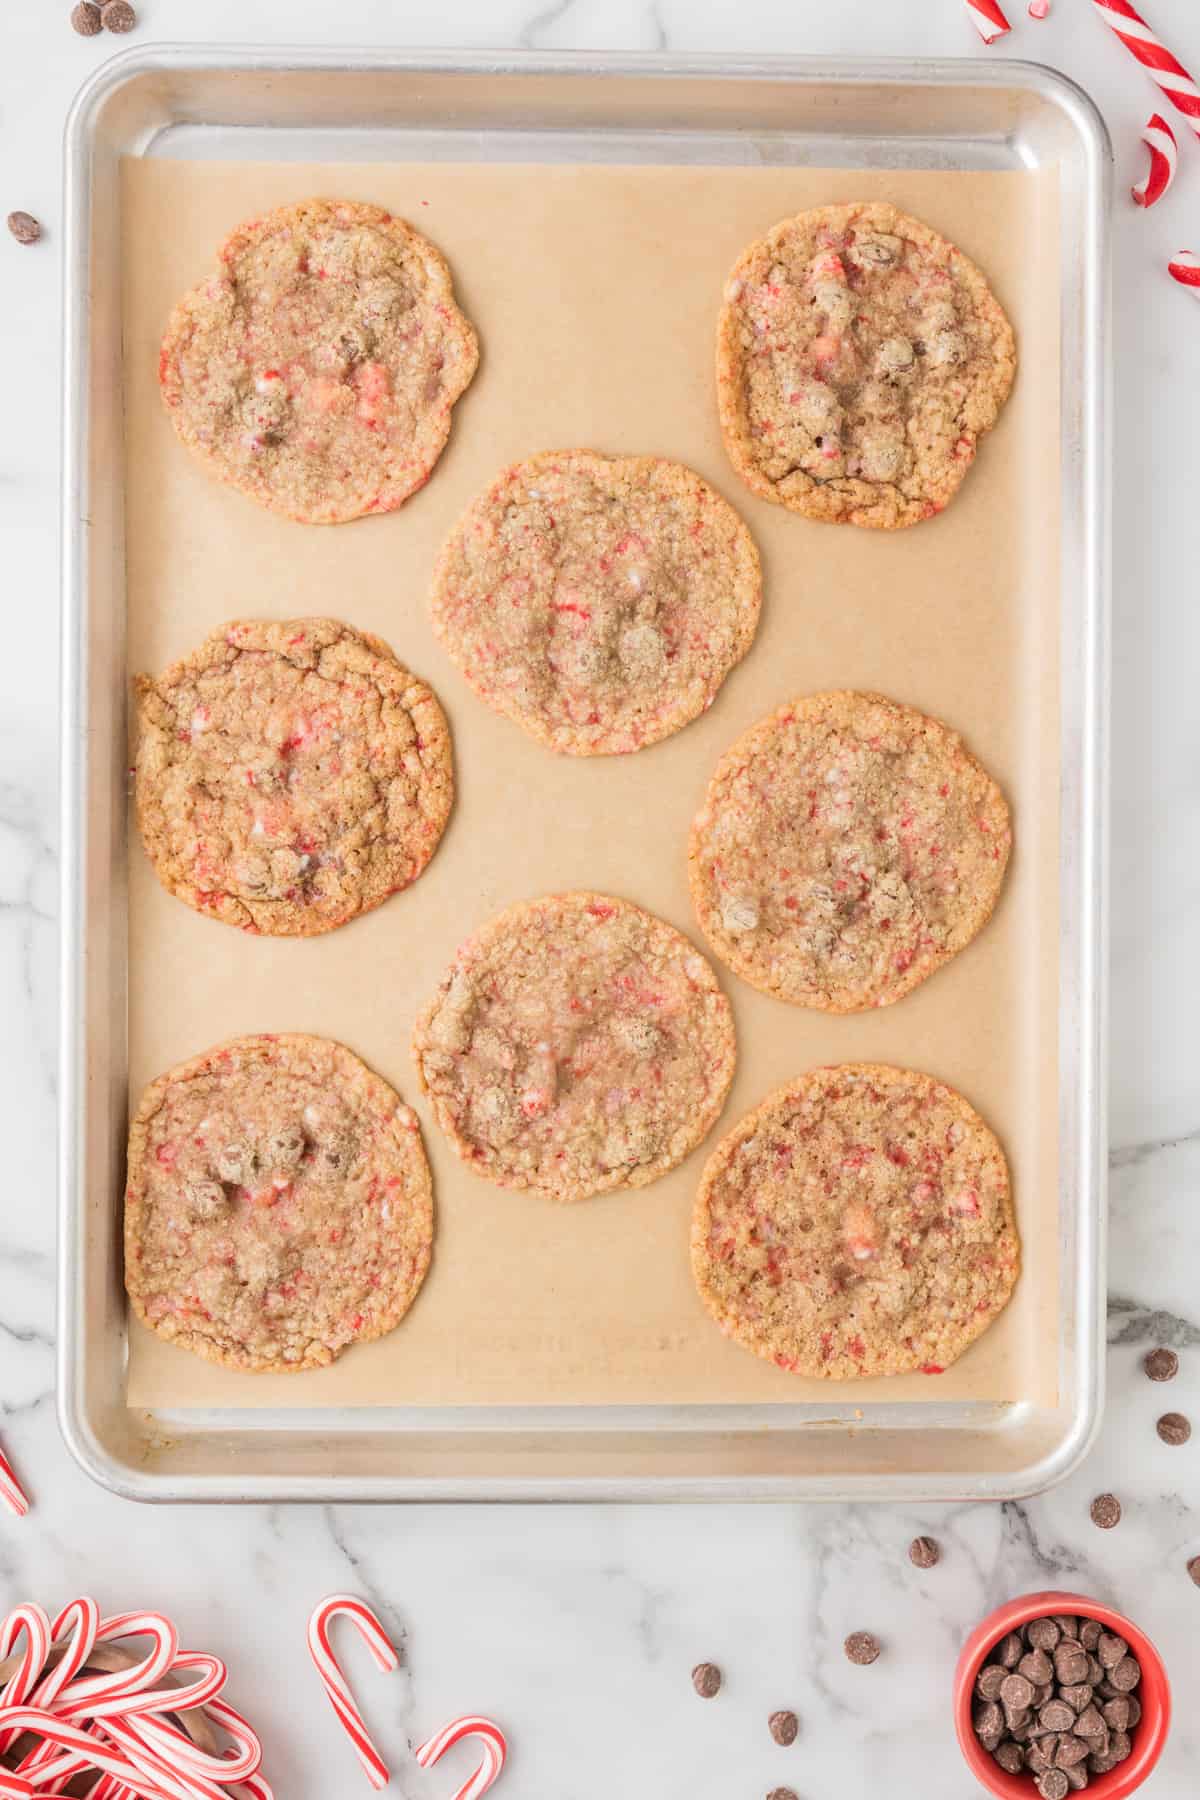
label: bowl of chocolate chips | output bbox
[954,1592,1170,1799]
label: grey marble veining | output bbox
[3,1,1200,1794]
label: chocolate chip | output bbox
[691,1662,721,1699]
[1096,1679,1119,1701]
[843,1631,880,1665]
[1027,1739,1054,1773]
[768,1710,798,1747]
[1109,1654,1141,1693]
[1001,1673,1035,1711]
[1028,1618,1062,1651]
[1109,1728,1133,1763]
[994,1740,1025,1773]
[1157,1410,1191,1445]
[1033,1682,1055,1708]
[1065,1766,1090,1791]
[1075,1705,1106,1737]
[1144,1346,1179,1381]
[1101,1696,1128,1730]
[1037,1769,1069,1800]
[70,1,102,32]
[1054,1615,1080,1640]
[6,211,41,244]
[1126,1695,1141,1728]
[1009,1713,1035,1743]
[1078,1619,1102,1651]
[1090,1493,1121,1529]
[1021,1648,1054,1685]
[909,1534,940,1568]
[1056,1734,1090,1769]
[1088,1750,1116,1776]
[1085,1654,1105,1687]
[1096,1632,1126,1670]
[977,1663,1007,1701]
[1059,1685,1093,1714]
[766,1790,799,1800]
[1040,1701,1077,1733]
[974,1701,1004,1739]
[101,0,136,28]
[1054,1646,1089,1687]
[998,1631,1025,1669]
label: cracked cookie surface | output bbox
[429,451,761,755]
[692,1063,1019,1379]
[716,201,1016,529]
[159,198,479,524]
[413,893,737,1202]
[688,691,1011,1012]
[124,1033,434,1374]
[134,617,453,936]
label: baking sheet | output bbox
[121,158,1060,1411]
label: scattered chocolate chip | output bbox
[1109,1655,1141,1693]
[691,1662,721,1699]
[768,1710,798,1747]
[1038,1768,1069,1800]
[1001,1673,1035,1712]
[1144,1346,1179,1382]
[998,1631,1025,1669]
[70,0,103,32]
[977,1663,1007,1702]
[1189,1555,1200,1587]
[1096,1632,1126,1671]
[1040,1700,1077,1733]
[1021,1648,1054,1686]
[844,1631,880,1666]
[995,1741,1025,1774]
[101,0,136,28]
[1157,1410,1191,1445]
[1028,1618,1062,1651]
[1090,1493,1121,1529]
[909,1534,940,1568]
[6,211,41,244]
[766,1790,799,1800]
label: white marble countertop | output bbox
[3,1,1200,1795]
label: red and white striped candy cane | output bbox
[1132,111,1179,204]
[0,1442,29,1519]
[306,1596,398,1790]
[414,1717,507,1800]
[0,1710,175,1800]
[964,0,1012,44]
[1168,250,1200,292]
[0,1606,52,1753]
[53,1613,179,1712]
[1092,0,1200,144]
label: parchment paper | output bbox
[121,159,1060,1410]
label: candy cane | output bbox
[0,1442,29,1519]
[127,1695,261,1784]
[54,1614,179,1710]
[414,1717,507,1800]
[0,1710,176,1800]
[1092,0,1200,144]
[0,1607,53,1752]
[964,0,1012,44]
[1168,249,1200,292]
[306,1596,398,1790]
[1132,110,1179,204]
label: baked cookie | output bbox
[134,618,453,937]
[429,451,761,755]
[688,691,1011,1011]
[413,892,736,1202]
[716,201,1016,529]
[692,1063,1019,1379]
[124,1033,434,1374]
[159,198,479,524]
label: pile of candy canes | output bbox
[0,1598,269,1800]
[966,0,1200,293]
[307,1596,506,1798]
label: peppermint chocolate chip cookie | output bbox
[429,451,761,754]
[717,201,1016,529]
[413,893,737,1202]
[125,1033,434,1373]
[159,198,479,524]
[688,691,1011,1011]
[134,618,453,937]
[692,1064,1019,1379]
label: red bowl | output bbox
[954,1591,1171,1799]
